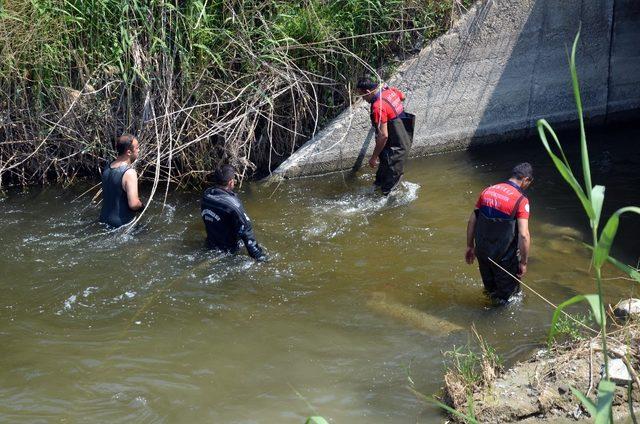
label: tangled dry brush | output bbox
[0,0,470,190]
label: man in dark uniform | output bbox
[356,77,413,195]
[99,134,144,227]
[201,165,267,262]
[465,163,533,303]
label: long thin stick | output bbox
[488,257,598,335]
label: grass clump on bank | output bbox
[439,328,501,423]
[0,0,473,189]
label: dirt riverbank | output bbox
[442,322,640,422]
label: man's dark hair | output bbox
[115,134,137,156]
[511,162,533,180]
[356,77,378,92]
[213,164,236,185]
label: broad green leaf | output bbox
[591,185,605,229]
[537,120,594,220]
[549,294,603,344]
[584,245,640,283]
[304,418,328,424]
[594,207,640,269]
[594,379,616,423]
[570,380,615,422]
[569,30,593,197]
[426,397,479,424]
[571,386,596,416]
[305,417,330,424]
[606,255,640,283]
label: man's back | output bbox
[370,87,404,125]
[100,163,135,227]
[476,181,529,220]
[201,187,244,252]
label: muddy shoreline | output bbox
[442,320,640,422]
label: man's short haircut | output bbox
[512,162,533,180]
[213,164,236,185]
[356,77,379,92]
[116,134,137,156]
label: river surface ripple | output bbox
[0,129,639,423]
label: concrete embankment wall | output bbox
[273,0,640,178]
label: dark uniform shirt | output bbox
[201,187,265,261]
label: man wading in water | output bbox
[356,77,413,195]
[201,165,267,262]
[99,134,144,228]
[465,163,533,304]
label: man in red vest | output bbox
[465,163,533,303]
[356,77,412,195]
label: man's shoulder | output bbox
[203,188,241,206]
[121,166,137,184]
[123,166,136,175]
[486,182,522,194]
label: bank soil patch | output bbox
[442,323,640,422]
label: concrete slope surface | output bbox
[273,0,640,178]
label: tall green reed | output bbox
[537,30,640,423]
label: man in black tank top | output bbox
[99,134,144,228]
[201,165,267,262]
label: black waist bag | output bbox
[474,196,524,260]
[379,97,414,152]
[400,112,415,144]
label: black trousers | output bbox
[375,146,405,194]
[477,253,520,302]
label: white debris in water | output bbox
[162,204,176,223]
[63,294,77,310]
[129,395,148,408]
[113,291,137,301]
[82,286,98,297]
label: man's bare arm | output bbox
[517,218,530,276]
[122,169,144,210]
[369,122,388,167]
[465,211,477,264]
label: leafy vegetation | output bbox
[537,30,640,422]
[550,312,593,343]
[0,0,472,188]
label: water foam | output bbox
[314,181,420,217]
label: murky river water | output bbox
[1,128,639,423]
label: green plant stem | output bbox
[594,253,609,380]
[628,382,638,424]
[595,266,614,424]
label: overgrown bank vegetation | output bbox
[0,0,472,188]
